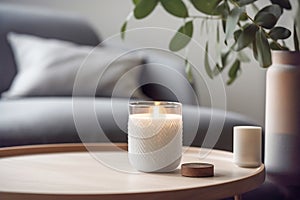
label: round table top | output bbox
[0,143,265,200]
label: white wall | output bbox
[3,0,289,126]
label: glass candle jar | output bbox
[128,101,182,172]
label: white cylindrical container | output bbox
[265,51,300,187]
[233,126,262,168]
[128,101,182,172]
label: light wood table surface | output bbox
[0,143,265,200]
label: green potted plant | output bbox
[122,0,300,198]
[121,0,299,83]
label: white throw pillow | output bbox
[3,32,146,99]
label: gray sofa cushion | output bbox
[4,32,145,99]
[0,4,101,95]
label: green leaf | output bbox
[252,39,258,60]
[216,2,230,17]
[221,51,231,66]
[235,0,258,7]
[217,22,220,43]
[213,63,224,76]
[294,23,300,51]
[254,5,282,29]
[185,59,194,83]
[271,0,291,10]
[134,0,159,19]
[120,21,127,40]
[234,29,242,41]
[270,42,289,50]
[132,0,141,5]
[255,28,272,67]
[169,21,193,51]
[258,5,282,19]
[216,2,230,33]
[227,60,241,85]
[190,0,222,15]
[269,27,291,40]
[204,42,213,79]
[216,23,222,66]
[239,12,248,21]
[222,20,227,34]
[225,7,245,41]
[270,42,281,50]
[160,0,188,18]
[254,12,277,29]
[234,24,258,51]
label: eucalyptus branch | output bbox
[228,0,285,50]
[124,0,296,84]
[245,13,284,50]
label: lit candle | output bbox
[128,101,182,172]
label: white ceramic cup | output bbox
[233,126,262,168]
[128,101,182,172]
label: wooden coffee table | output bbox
[0,143,265,200]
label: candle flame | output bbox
[154,102,160,106]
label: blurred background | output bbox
[1,0,296,126]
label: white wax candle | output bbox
[233,126,262,168]
[128,113,182,172]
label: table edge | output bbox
[0,143,128,158]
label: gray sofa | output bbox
[0,4,283,200]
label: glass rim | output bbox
[129,101,182,108]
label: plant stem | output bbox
[188,15,221,20]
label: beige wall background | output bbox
[2,0,296,126]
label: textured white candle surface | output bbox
[233,126,262,168]
[128,113,182,172]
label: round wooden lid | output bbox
[181,163,214,177]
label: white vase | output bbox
[265,51,300,189]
